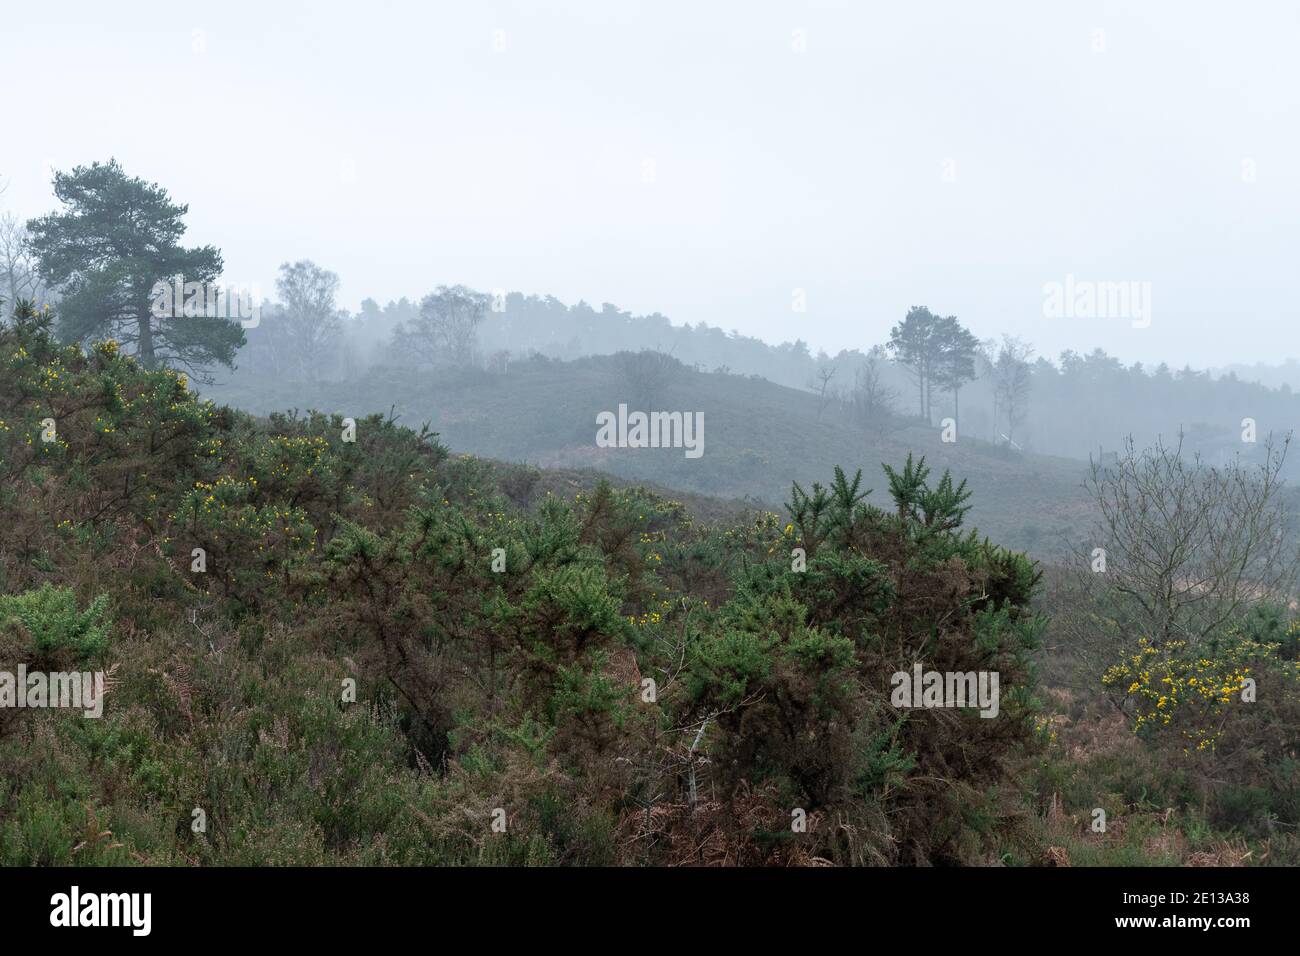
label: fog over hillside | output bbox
[1212,359,1300,392]
[201,288,1300,479]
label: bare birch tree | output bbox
[1084,433,1300,650]
[275,259,343,381]
[393,285,490,367]
[0,211,45,310]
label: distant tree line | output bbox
[9,159,1299,472]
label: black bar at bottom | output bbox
[0,865,1282,942]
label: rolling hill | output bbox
[202,354,1095,556]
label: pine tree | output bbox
[887,306,941,421]
[26,159,243,379]
[933,315,979,430]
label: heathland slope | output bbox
[4,306,1294,867]
[202,354,1094,557]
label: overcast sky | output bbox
[2,0,1296,368]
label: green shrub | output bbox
[0,584,110,660]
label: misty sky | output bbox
[2,0,1296,368]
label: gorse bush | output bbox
[18,300,1281,866]
[1102,633,1298,751]
[1097,604,1300,841]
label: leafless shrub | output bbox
[1056,433,1300,681]
[614,348,682,408]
